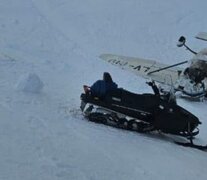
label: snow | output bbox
[15,73,44,93]
[0,0,207,180]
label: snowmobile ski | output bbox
[174,141,207,151]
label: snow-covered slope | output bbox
[1,0,207,179]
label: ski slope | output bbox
[1,0,207,179]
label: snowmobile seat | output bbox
[105,88,160,112]
[122,90,159,110]
[105,88,123,98]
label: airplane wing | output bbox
[100,54,184,85]
[196,32,207,41]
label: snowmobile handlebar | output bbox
[146,81,155,86]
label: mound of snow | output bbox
[16,73,44,93]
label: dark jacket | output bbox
[90,80,118,98]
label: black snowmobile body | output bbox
[80,87,207,150]
[81,88,200,135]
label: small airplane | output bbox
[100,32,207,100]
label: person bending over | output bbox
[84,72,118,98]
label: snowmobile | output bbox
[99,32,207,100]
[80,82,207,150]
